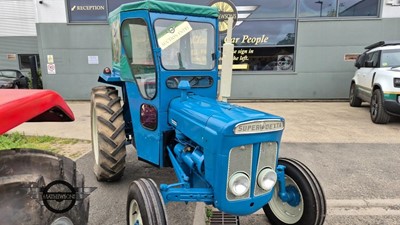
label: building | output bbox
[1,0,399,100]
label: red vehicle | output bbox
[0,89,89,225]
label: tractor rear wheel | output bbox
[0,149,89,225]
[127,178,168,225]
[263,158,326,225]
[91,86,126,181]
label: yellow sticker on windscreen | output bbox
[157,21,192,50]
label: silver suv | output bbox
[349,41,400,124]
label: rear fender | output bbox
[0,89,74,134]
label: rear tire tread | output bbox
[91,86,126,182]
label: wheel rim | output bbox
[129,199,143,225]
[371,94,378,118]
[91,104,100,165]
[269,176,304,224]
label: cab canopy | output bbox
[109,0,219,20]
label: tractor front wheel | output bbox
[91,86,126,181]
[127,178,168,225]
[263,158,326,225]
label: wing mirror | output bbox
[354,61,361,69]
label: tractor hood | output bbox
[168,94,284,145]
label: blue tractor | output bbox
[90,1,326,224]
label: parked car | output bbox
[349,41,400,124]
[0,69,30,89]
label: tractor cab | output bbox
[99,0,219,166]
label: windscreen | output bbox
[0,71,18,78]
[154,19,215,70]
[381,49,400,68]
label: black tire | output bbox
[127,178,168,225]
[0,149,89,225]
[370,89,391,124]
[91,86,127,181]
[349,83,362,107]
[263,158,326,225]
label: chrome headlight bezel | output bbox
[228,172,251,197]
[257,167,277,192]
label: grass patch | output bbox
[0,132,87,157]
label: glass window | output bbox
[233,0,296,19]
[220,20,295,72]
[154,19,216,70]
[221,20,295,47]
[121,18,156,99]
[338,0,379,17]
[18,54,40,70]
[299,0,337,17]
[226,47,294,71]
[381,49,400,68]
[365,51,380,67]
[166,76,213,88]
[111,18,121,64]
[0,70,18,78]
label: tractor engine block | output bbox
[173,131,204,175]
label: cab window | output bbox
[121,18,156,99]
[154,19,215,70]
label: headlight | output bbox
[228,172,250,197]
[394,78,400,87]
[257,168,277,192]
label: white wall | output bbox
[34,0,67,23]
[382,0,400,18]
[0,0,36,36]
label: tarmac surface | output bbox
[8,100,400,225]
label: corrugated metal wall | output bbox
[0,36,38,70]
[0,0,38,71]
[0,0,36,37]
